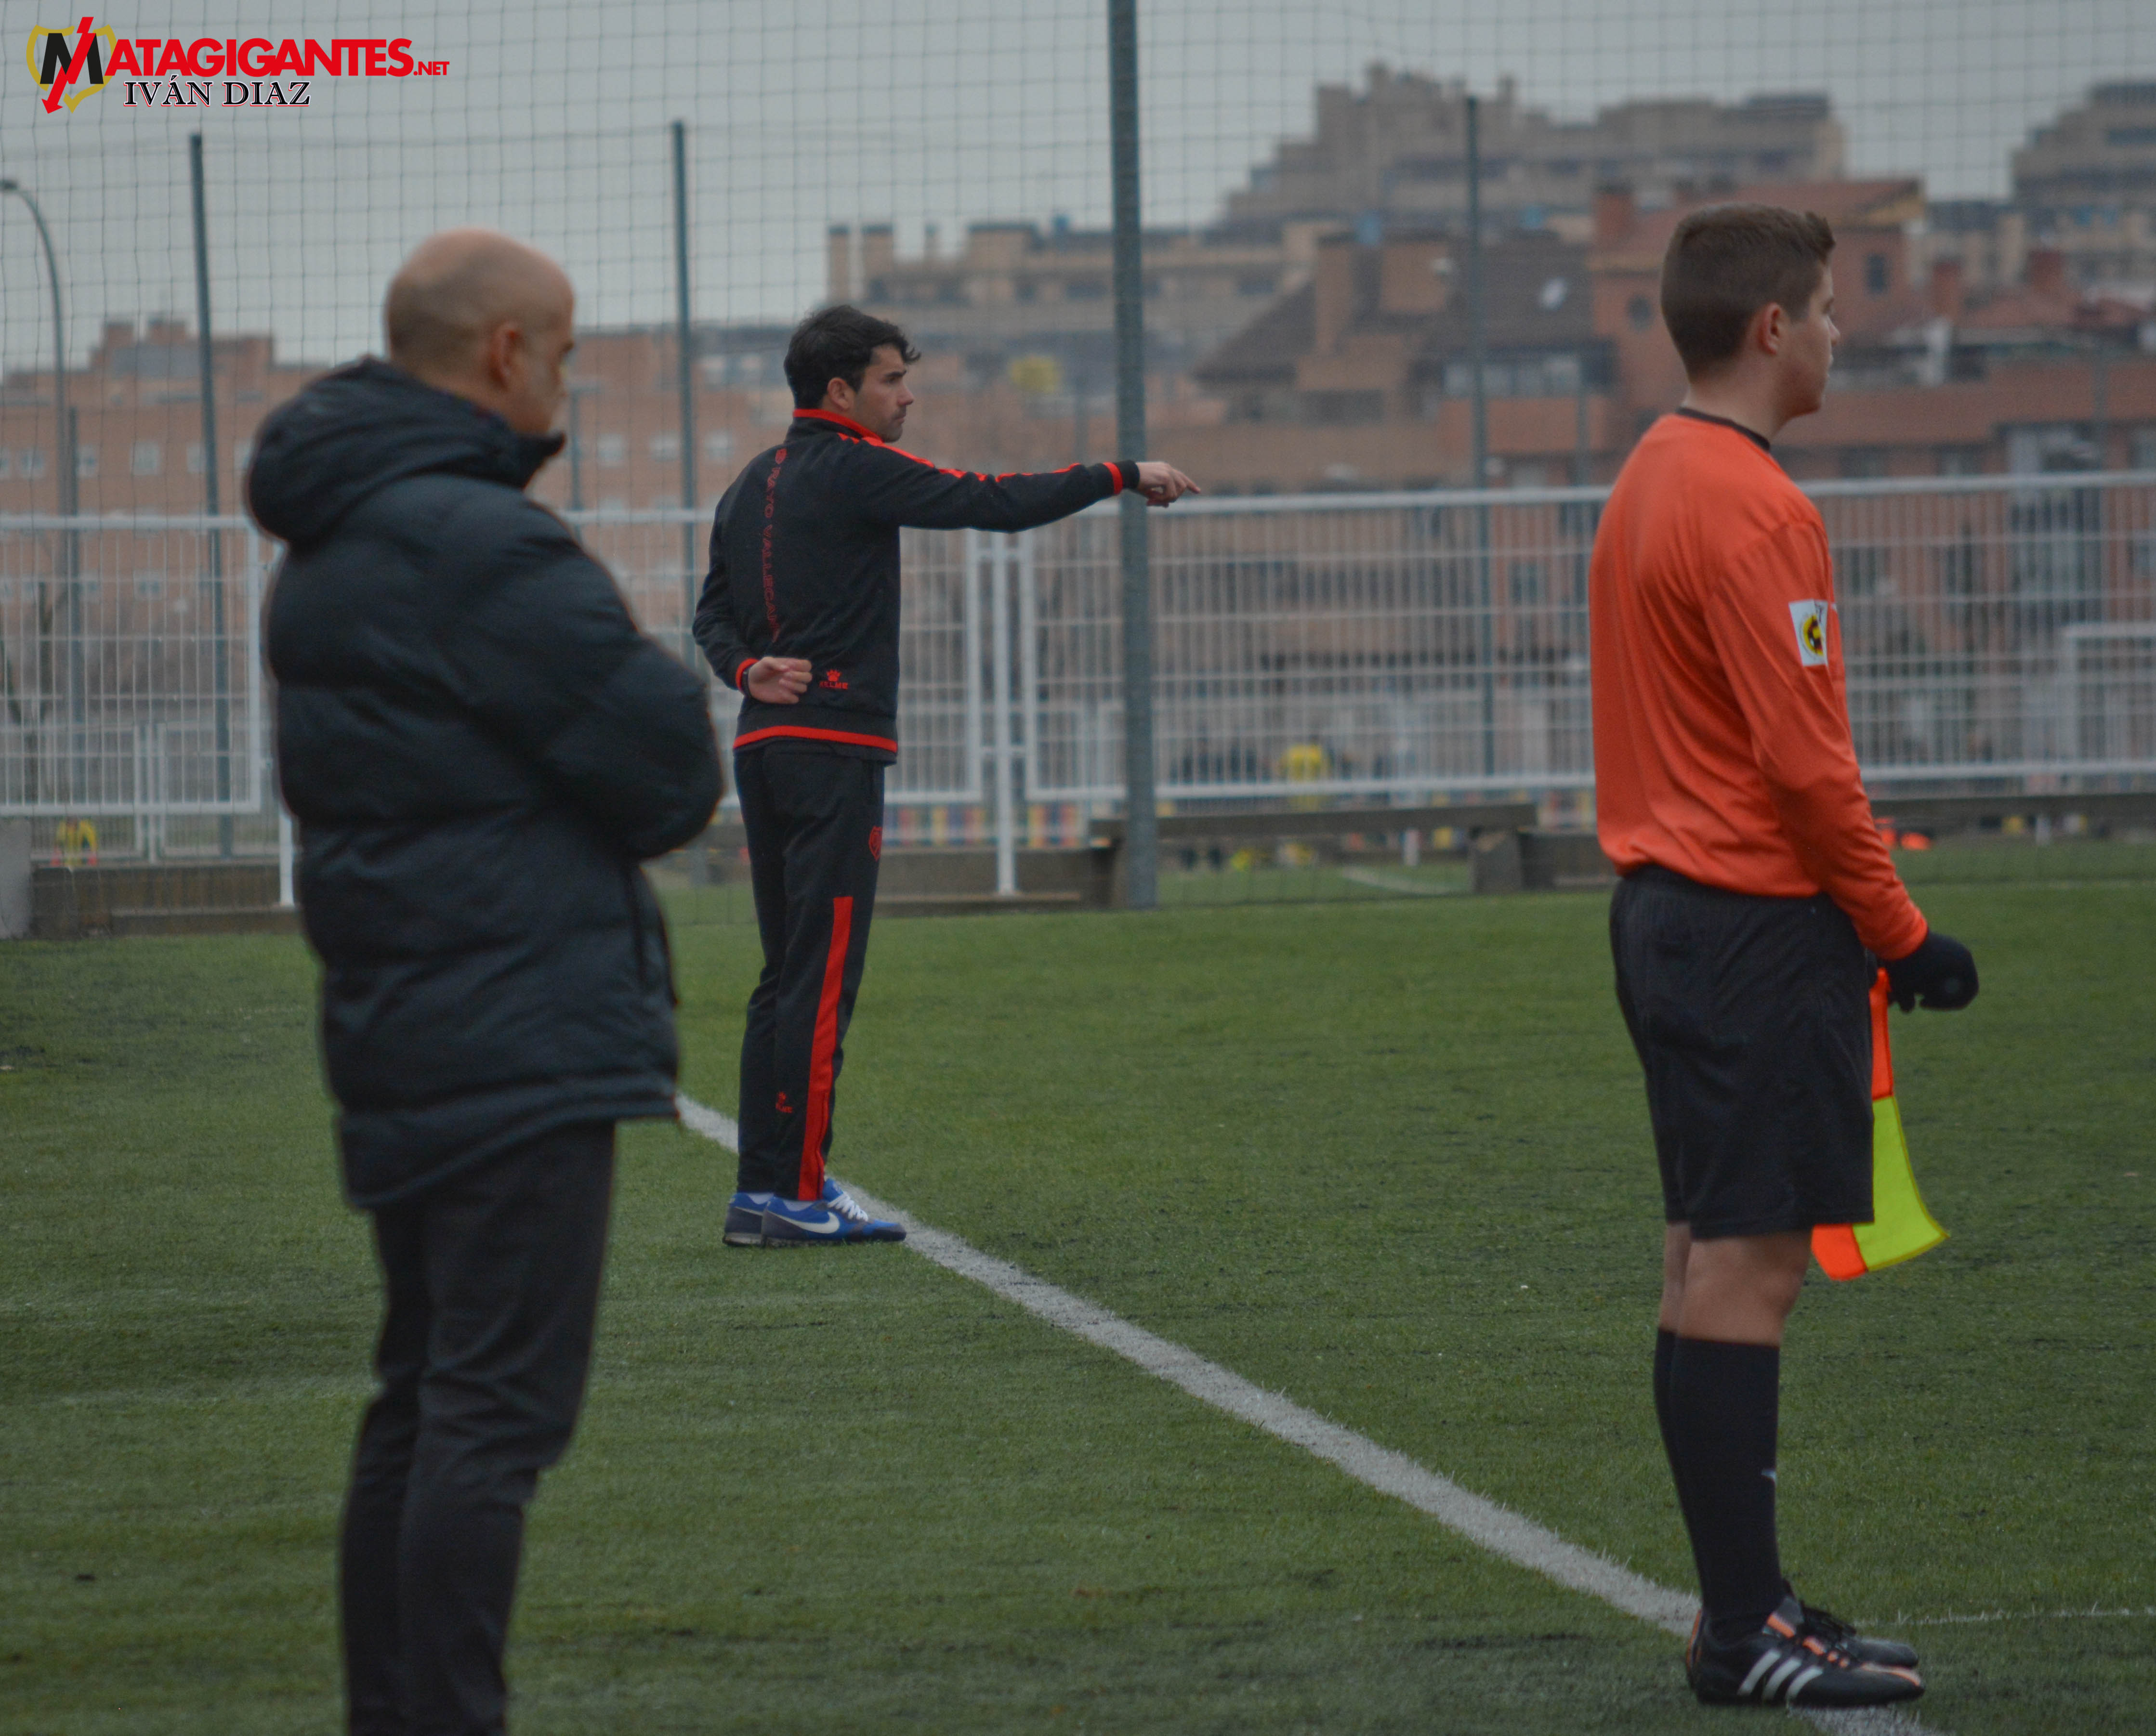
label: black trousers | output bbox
[734,744,884,1199]
[340,1122,616,1736]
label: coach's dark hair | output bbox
[785,304,921,409]
[1659,204,1835,376]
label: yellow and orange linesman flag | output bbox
[1812,970,1946,1279]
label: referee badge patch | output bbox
[1789,600,1830,667]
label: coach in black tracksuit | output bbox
[694,305,1194,1245]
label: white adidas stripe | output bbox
[673,1096,1937,1734]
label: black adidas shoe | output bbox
[1786,1582,1919,1670]
[1685,1594,1924,1708]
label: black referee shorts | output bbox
[1610,865,1873,1240]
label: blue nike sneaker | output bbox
[723,1191,771,1248]
[760,1178,906,1246]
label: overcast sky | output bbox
[2,0,2151,372]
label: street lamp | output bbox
[1,176,81,808]
[0,178,72,520]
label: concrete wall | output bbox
[0,821,30,939]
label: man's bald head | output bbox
[384,230,576,436]
[385,229,572,375]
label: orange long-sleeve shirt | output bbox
[1590,411,1926,960]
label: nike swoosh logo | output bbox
[774,1210,843,1233]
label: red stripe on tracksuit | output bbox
[798,895,853,1200]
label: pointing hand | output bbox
[1134,461,1201,506]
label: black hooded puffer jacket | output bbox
[250,358,721,1206]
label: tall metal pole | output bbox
[190,134,233,856]
[1071,357,1087,467]
[990,541,1017,896]
[1574,352,1591,484]
[2090,341,2108,470]
[1108,0,1157,908]
[1466,93,1496,780]
[1,183,70,511]
[671,118,709,886]
[3,179,72,804]
[671,119,699,666]
[65,404,83,802]
[565,379,603,516]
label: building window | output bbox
[1865,252,1891,295]
[1837,546,1888,597]
[1627,294,1654,331]
[22,447,45,478]
[1301,390,1385,425]
[2131,427,2156,471]
[1508,561,1546,603]
[2007,425,2095,474]
[1437,353,1584,399]
[186,442,206,475]
[703,430,735,462]
[232,439,252,473]
[0,448,10,478]
[136,575,165,599]
[1937,446,1985,476]
[1840,448,1890,480]
[76,445,98,478]
[597,433,627,468]
[1237,274,1278,297]
[1064,277,1108,300]
[131,441,162,476]
[649,432,680,462]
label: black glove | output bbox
[1884,929,1979,1013]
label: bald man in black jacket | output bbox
[252,228,720,1736]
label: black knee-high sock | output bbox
[1653,1327,1680,1462]
[1654,1327,1710,1601]
[1666,1336,1784,1643]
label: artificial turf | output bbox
[2,838,2151,1732]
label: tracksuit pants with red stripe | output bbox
[734,743,884,1200]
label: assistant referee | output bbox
[696,305,1196,1246]
[1591,206,1977,1709]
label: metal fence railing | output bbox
[7,472,2152,848]
[0,514,265,821]
[1017,470,2156,802]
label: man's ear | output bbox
[823,375,854,413]
[481,322,523,388]
[1755,302,1788,359]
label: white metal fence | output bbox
[6,472,2153,847]
[0,514,265,824]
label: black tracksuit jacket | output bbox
[694,408,1139,755]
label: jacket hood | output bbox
[246,357,565,548]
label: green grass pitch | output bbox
[2,841,2151,1732]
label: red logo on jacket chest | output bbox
[868,826,882,861]
[817,666,849,690]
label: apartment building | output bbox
[1218,65,1844,241]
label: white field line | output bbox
[675,1094,1934,1734]
[1877,1605,2156,1628]
[1338,866,1464,897]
